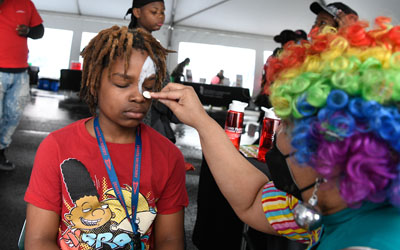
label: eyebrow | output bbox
[111,73,134,80]
[150,6,165,11]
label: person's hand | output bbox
[150,83,209,129]
[17,24,30,36]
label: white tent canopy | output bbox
[31,0,400,95]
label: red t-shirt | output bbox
[0,0,43,68]
[25,118,188,250]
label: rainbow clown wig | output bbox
[268,17,400,209]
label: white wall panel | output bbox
[38,11,277,96]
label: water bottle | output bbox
[225,100,248,150]
[257,107,281,162]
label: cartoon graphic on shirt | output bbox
[61,196,115,249]
[105,186,157,236]
[59,158,157,250]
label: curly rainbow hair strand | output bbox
[269,17,400,208]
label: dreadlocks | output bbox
[80,25,169,115]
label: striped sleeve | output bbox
[262,182,322,249]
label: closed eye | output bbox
[114,82,130,88]
[112,73,133,88]
[142,76,156,91]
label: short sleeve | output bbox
[262,182,322,248]
[155,146,188,214]
[24,134,62,215]
[28,0,43,27]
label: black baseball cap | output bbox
[125,0,164,17]
[274,29,308,45]
[310,2,358,19]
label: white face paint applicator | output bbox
[142,90,151,99]
[138,56,156,100]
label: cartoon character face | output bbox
[105,187,157,235]
[65,195,114,230]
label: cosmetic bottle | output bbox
[224,100,248,150]
[257,107,281,162]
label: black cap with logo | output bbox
[310,2,358,19]
[273,29,308,45]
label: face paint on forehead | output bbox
[138,56,156,96]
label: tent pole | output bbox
[174,0,230,24]
[76,0,81,15]
[167,0,178,49]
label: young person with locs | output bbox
[24,26,188,250]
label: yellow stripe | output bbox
[267,214,296,221]
[278,228,309,235]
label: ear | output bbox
[133,8,141,19]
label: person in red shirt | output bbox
[0,0,44,171]
[24,26,188,250]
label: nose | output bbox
[128,84,145,103]
[158,13,165,21]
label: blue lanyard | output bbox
[93,117,142,239]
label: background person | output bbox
[210,69,225,85]
[273,29,308,46]
[126,0,165,31]
[125,0,181,144]
[152,16,400,250]
[310,1,358,30]
[0,0,44,171]
[24,26,188,250]
[170,58,190,83]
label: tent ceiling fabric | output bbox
[32,0,400,37]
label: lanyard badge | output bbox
[94,117,143,249]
